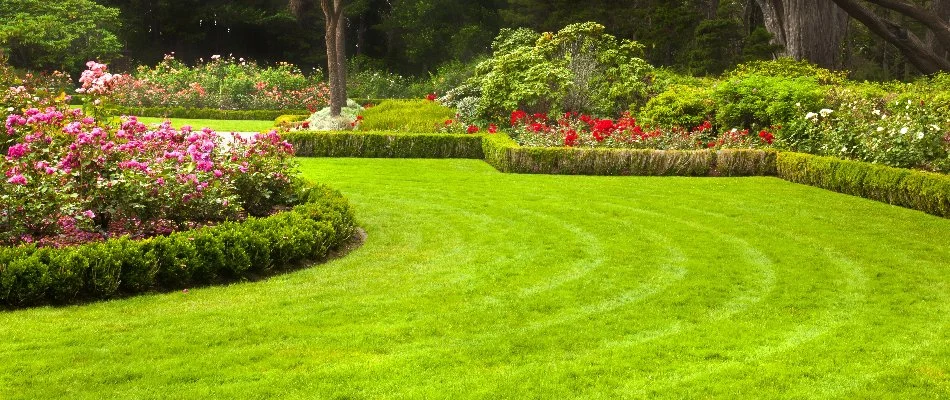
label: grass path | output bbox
[0,158,948,398]
[135,116,275,132]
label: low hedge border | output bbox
[113,106,310,121]
[481,134,776,176]
[285,131,485,159]
[0,183,357,308]
[777,152,950,218]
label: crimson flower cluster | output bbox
[510,110,777,150]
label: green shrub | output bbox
[726,58,847,85]
[275,114,309,126]
[714,75,825,129]
[776,152,950,218]
[0,183,356,308]
[640,84,717,128]
[284,131,485,159]
[358,100,456,132]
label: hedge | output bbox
[113,106,310,121]
[777,152,950,218]
[481,134,775,176]
[0,183,356,308]
[284,131,485,159]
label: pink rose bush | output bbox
[1,105,297,247]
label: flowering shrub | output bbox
[783,99,950,172]
[508,110,775,150]
[1,56,73,112]
[110,54,329,111]
[1,104,298,247]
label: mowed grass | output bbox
[1,158,949,398]
[135,116,275,132]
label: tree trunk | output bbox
[754,0,851,68]
[321,0,346,116]
[830,0,950,73]
[925,0,950,60]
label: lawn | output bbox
[0,158,948,398]
[135,116,275,132]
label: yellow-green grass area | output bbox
[1,158,948,398]
[135,116,275,132]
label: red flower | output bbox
[466,125,479,134]
[510,110,528,126]
[707,141,717,148]
[425,93,437,101]
[444,119,454,125]
[564,129,578,147]
[758,130,775,144]
[488,123,498,134]
[301,121,310,129]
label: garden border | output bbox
[0,183,357,308]
[286,131,950,218]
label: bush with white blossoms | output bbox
[783,96,950,172]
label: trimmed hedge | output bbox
[113,106,310,121]
[0,184,356,308]
[482,134,775,176]
[284,131,485,159]
[777,152,950,218]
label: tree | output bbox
[753,0,851,68]
[0,0,122,72]
[829,0,950,74]
[292,0,347,116]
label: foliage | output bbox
[777,152,950,218]
[357,99,456,132]
[284,131,485,159]
[110,54,329,111]
[303,100,364,131]
[726,58,847,85]
[640,84,717,129]
[0,183,356,307]
[451,22,656,122]
[1,71,298,246]
[713,75,825,129]
[508,111,775,151]
[0,0,122,71]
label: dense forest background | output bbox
[2,0,948,80]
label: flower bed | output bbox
[110,54,330,111]
[0,183,356,307]
[2,103,297,247]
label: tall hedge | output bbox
[0,184,356,308]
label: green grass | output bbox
[1,158,949,398]
[135,116,275,132]
[358,99,455,132]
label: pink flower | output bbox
[83,210,96,219]
[7,143,29,159]
[6,174,27,185]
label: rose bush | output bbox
[109,54,330,111]
[1,102,297,247]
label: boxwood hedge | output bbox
[113,107,310,121]
[0,183,356,308]
[285,131,485,159]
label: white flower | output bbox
[841,146,848,153]
[900,127,909,135]
[211,54,221,60]
[872,109,881,116]
[876,127,884,132]
[819,108,833,117]
[805,112,818,120]
[795,102,801,107]
[917,132,925,140]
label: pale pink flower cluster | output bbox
[76,61,122,95]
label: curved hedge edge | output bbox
[284,131,485,159]
[776,152,950,218]
[0,183,358,309]
[113,106,310,121]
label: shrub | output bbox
[453,22,656,122]
[0,182,356,307]
[110,54,329,111]
[284,131,485,159]
[640,84,717,129]
[358,99,456,132]
[714,74,825,129]
[1,99,298,246]
[776,152,950,218]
